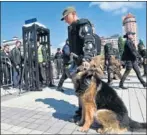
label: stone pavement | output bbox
[1,71,146,134]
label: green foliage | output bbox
[138,39,145,54]
[138,39,144,46]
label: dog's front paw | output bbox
[77,126,89,132]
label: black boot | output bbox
[119,84,128,89]
[143,83,147,88]
[49,82,56,87]
[56,86,64,92]
[75,108,82,115]
[142,74,147,77]
[69,114,81,123]
[119,69,131,89]
[69,108,82,123]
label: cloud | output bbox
[89,2,145,15]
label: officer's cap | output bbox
[123,31,135,38]
[61,6,76,21]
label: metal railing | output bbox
[1,56,13,86]
[1,56,13,95]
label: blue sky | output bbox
[1,1,146,49]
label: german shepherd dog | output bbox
[72,57,146,134]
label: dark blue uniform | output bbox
[68,19,97,63]
[120,38,147,88]
[68,18,97,122]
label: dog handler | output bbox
[61,6,97,122]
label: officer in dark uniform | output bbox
[113,48,120,60]
[104,43,114,85]
[57,39,71,92]
[113,48,121,80]
[10,41,22,88]
[138,44,147,77]
[119,32,147,89]
[61,6,97,122]
[54,48,62,79]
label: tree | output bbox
[138,39,144,46]
[118,36,125,57]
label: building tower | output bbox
[122,13,138,47]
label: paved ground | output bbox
[1,70,146,134]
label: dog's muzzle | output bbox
[75,76,92,96]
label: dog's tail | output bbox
[128,118,147,132]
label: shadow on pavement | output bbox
[62,87,75,96]
[35,98,78,122]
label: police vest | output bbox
[68,19,92,56]
[38,45,43,63]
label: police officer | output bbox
[61,6,97,122]
[54,48,62,79]
[104,42,114,85]
[10,41,22,88]
[138,44,147,77]
[37,39,48,85]
[57,39,71,92]
[113,48,121,80]
[119,32,147,89]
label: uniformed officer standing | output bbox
[37,39,48,85]
[54,48,62,79]
[138,44,147,77]
[104,42,114,85]
[61,6,97,122]
[112,48,121,80]
[119,32,147,89]
[10,41,22,88]
[57,39,71,92]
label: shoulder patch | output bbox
[84,26,89,32]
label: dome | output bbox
[123,13,135,25]
[124,13,135,20]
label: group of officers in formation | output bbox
[1,6,147,122]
